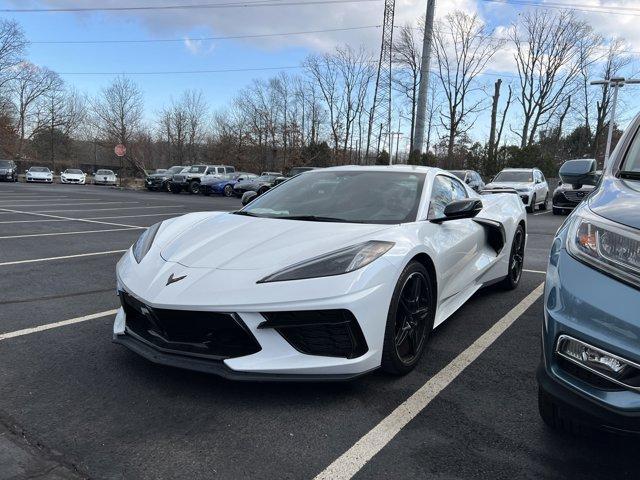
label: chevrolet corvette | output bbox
[114,166,527,380]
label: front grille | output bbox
[120,291,261,359]
[562,191,588,203]
[259,310,368,359]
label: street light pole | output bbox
[591,77,640,165]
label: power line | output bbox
[0,0,382,13]
[56,65,304,75]
[30,25,380,45]
[480,0,640,17]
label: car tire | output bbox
[539,194,548,210]
[499,224,525,291]
[526,194,536,213]
[258,187,269,195]
[170,184,181,194]
[381,261,435,376]
[552,207,562,215]
[223,185,233,197]
[189,180,200,195]
[163,181,171,192]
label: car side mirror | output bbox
[559,159,597,187]
[431,199,483,223]
[242,191,258,206]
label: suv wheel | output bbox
[189,180,200,194]
[223,184,233,197]
[169,184,181,194]
[539,194,548,211]
[526,194,536,213]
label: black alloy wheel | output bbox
[224,184,233,197]
[500,224,525,290]
[381,261,435,375]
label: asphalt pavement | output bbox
[0,182,636,480]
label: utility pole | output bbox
[591,77,640,165]
[412,0,436,155]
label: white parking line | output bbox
[524,269,546,274]
[0,227,141,240]
[0,212,189,224]
[0,310,118,341]
[20,205,185,214]
[0,201,138,208]
[0,250,127,267]
[0,208,145,229]
[534,210,551,216]
[314,283,545,480]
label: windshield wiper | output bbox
[276,215,359,223]
[619,170,640,181]
[232,210,261,217]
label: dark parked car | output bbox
[201,172,258,197]
[233,172,282,197]
[274,166,320,185]
[538,115,640,434]
[552,159,600,215]
[0,159,18,182]
[145,166,186,192]
[449,169,485,192]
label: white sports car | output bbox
[25,166,53,183]
[60,168,86,184]
[94,169,117,186]
[114,166,527,380]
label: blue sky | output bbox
[2,0,640,148]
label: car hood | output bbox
[485,182,533,190]
[148,173,169,179]
[63,173,84,178]
[588,177,640,230]
[160,212,393,270]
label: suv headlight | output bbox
[567,209,640,288]
[258,241,394,283]
[132,222,163,263]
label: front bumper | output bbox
[0,172,16,181]
[540,239,640,432]
[26,177,52,183]
[61,177,85,184]
[113,249,397,379]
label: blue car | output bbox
[538,127,640,434]
[201,172,257,197]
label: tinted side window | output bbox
[428,175,468,219]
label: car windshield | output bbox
[155,169,168,174]
[65,169,83,174]
[188,166,206,173]
[493,171,532,183]
[97,170,113,175]
[30,167,50,172]
[240,170,425,224]
[449,170,466,180]
[0,160,12,168]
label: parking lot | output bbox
[0,182,637,480]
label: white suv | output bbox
[484,168,549,213]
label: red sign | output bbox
[114,144,126,157]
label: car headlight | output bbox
[132,222,163,263]
[567,209,640,288]
[258,240,394,283]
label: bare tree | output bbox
[393,24,422,153]
[510,10,589,148]
[11,62,62,153]
[0,19,27,93]
[433,11,503,165]
[91,75,144,171]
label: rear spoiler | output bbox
[480,188,519,195]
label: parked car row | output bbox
[144,165,321,205]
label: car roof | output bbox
[500,168,537,172]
